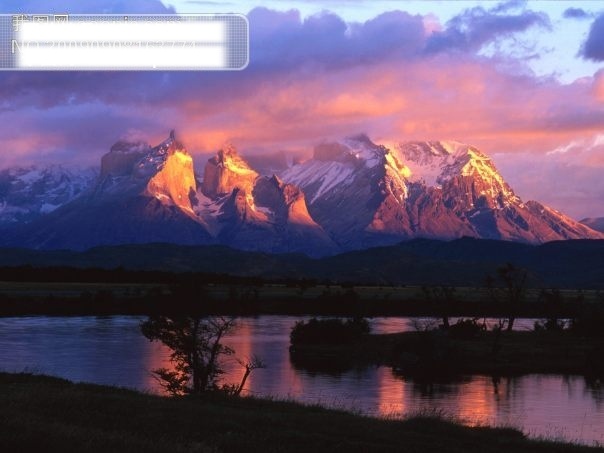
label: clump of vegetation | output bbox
[534,289,566,332]
[486,263,528,331]
[447,318,486,340]
[141,315,264,396]
[290,317,370,346]
[569,305,604,339]
[421,285,456,329]
[533,319,566,332]
[392,328,454,377]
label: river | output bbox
[0,315,602,446]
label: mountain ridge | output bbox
[281,136,602,248]
[0,131,601,255]
[581,217,604,233]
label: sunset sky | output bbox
[1,0,603,219]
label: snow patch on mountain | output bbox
[281,135,404,204]
[0,165,97,226]
[2,131,601,255]
[282,160,356,203]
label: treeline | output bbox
[0,265,313,286]
[0,264,602,317]
[0,284,600,318]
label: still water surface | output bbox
[0,315,602,446]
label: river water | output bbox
[0,315,602,446]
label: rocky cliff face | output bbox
[2,131,213,250]
[100,140,149,179]
[395,141,601,243]
[145,136,197,213]
[199,147,337,256]
[201,145,258,197]
[1,131,601,256]
[281,135,414,248]
[281,136,604,248]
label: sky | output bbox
[0,0,603,219]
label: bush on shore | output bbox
[290,317,370,346]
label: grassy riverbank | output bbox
[0,372,601,452]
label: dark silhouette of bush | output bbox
[570,305,604,338]
[535,289,566,331]
[486,263,528,331]
[533,318,566,332]
[585,344,604,378]
[290,317,370,346]
[391,329,456,377]
[447,318,485,340]
[421,286,456,329]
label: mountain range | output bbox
[0,131,601,256]
[0,165,96,227]
[580,217,604,233]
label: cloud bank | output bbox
[582,13,604,61]
[0,1,602,217]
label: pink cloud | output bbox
[0,6,602,217]
[593,69,604,102]
[165,52,602,160]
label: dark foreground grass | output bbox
[0,373,601,453]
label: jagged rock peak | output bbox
[101,131,189,180]
[312,134,389,167]
[155,130,187,156]
[102,141,149,178]
[313,142,352,162]
[144,131,196,212]
[268,174,283,187]
[202,144,258,198]
[213,144,252,169]
[109,140,150,154]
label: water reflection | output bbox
[378,366,405,417]
[0,315,602,445]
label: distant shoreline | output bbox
[0,277,601,317]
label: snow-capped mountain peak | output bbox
[391,141,516,201]
[1,132,601,256]
[280,135,604,247]
[0,164,97,226]
[342,134,389,168]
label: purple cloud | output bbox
[563,8,591,20]
[0,6,428,114]
[248,8,426,70]
[425,6,549,54]
[582,14,604,61]
[489,0,527,14]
